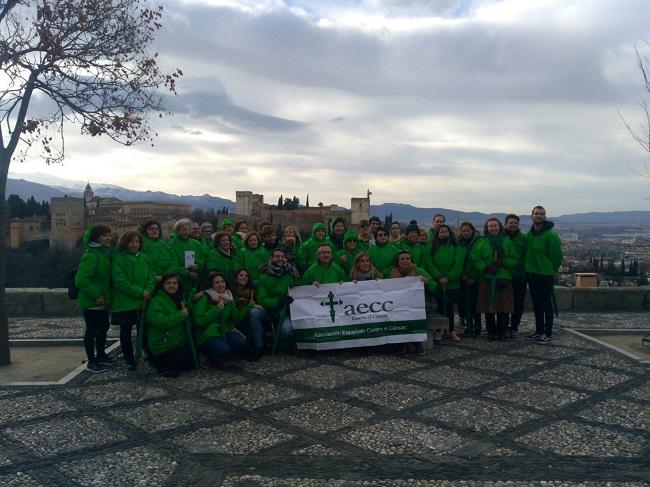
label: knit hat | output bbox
[404,220,420,235]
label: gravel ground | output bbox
[484,382,590,411]
[0,393,74,425]
[409,365,495,389]
[342,354,427,373]
[577,398,650,431]
[5,416,127,457]
[420,398,540,434]
[346,381,444,410]
[283,364,373,390]
[530,364,631,392]
[624,381,650,401]
[340,419,466,455]
[516,420,646,457]
[290,444,343,456]
[64,381,168,406]
[57,447,177,486]
[459,354,546,374]
[271,398,375,433]
[109,398,223,433]
[172,420,294,454]
[0,472,42,486]
[205,382,302,409]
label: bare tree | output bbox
[621,43,650,179]
[0,0,182,365]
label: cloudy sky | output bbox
[10,0,650,214]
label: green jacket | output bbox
[75,227,112,310]
[525,221,563,276]
[368,241,399,277]
[336,231,361,276]
[141,235,175,278]
[234,246,269,281]
[297,223,335,272]
[167,234,206,294]
[505,230,527,279]
[458,234,481,282]
[191,294,236,345]
[206,248,237,281]
[302,261,346,285]
[424,242,463,290]
[388,265,438,294]
[257,271,297,314]
[470,235,517,282]
[111,250,156,312]
[400,240,425,267]
[146,292,188,356]
[231,232,245,250]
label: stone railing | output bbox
[5,286,650,316]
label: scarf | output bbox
[487,234,504,260]
[389,263,418,278]
[165,290,185,310]
[203,288,233,304]
[264,260,300,278]
[505,229,521,238]
[355,270,375,281]
[231,284,253,307]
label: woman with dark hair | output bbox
[280,225,302,267]
[76,225,113,373]
[191,271,250,365]
[349,252,382,281]
[112,230,155,370]
[235,232,268,282]
[389,221,402,245]
[206,231,236,280]
[230,268,265,359]
[139,218,174,280]
[146,273,195,377]
[504,213,527,338]
[424,224,463,343]
[329,217,347,250]
[232,220,249,250]
[337,231,361,276]
[471,218,516,341]
[369,226,398,277]
[458,221,482,337]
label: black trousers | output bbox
[509,277,527,331]
[527,273,555,336]
[459,282,482,333]
[153,346,194,374]
[82,309,110,363]
[112,310,141,365]
[436,288,458,331]
[485,313,508,338]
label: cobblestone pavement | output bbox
[0,314,649,486]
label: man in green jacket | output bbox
[524,206,563,344]
[505,214,527,338]
[302,245,346,286]
[167,219,206,298]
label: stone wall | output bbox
[5,286,650,316]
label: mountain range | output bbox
[6,172,650,226]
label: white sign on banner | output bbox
[289,277,427,350]
[184,251,195,269]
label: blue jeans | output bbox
[249,307,294,348]
[199,331,249,363]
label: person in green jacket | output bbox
[232,220,249,250]
[329,217,347,251]
[76,225,113,373]
[349,252,382,281]
[146,274,194,377]
[424,224,464,343]
[400,220,425,267]
[357,219,374,251]
[388,221,403,246]
[387,250,436,355]
[297,222,335,272]
[206,231,237,281]
[524,206,564,343]
[235,232,268,282]
[504,214,527,338]
[470,218,517,341]
[191,271,250,365]
[167,218,206,299]
[198,222,214,250]
[280,225,301,268]
[337,231,361,276]
[139,218,175,279]
[369,226,398,277]
[111,230,156,370]
[458,221,482,337]
[255,248,300,342]
[219,217,237,251]
[302,245,346,286]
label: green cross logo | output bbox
[320,290,342,323]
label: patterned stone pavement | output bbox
[0,313,649,486]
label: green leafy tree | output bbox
[0,0,181,365]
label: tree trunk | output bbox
[0,151,10,365]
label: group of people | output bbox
[74,206,563,376]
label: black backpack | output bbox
[67,267,79,300]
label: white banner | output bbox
[289,277,427,350]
